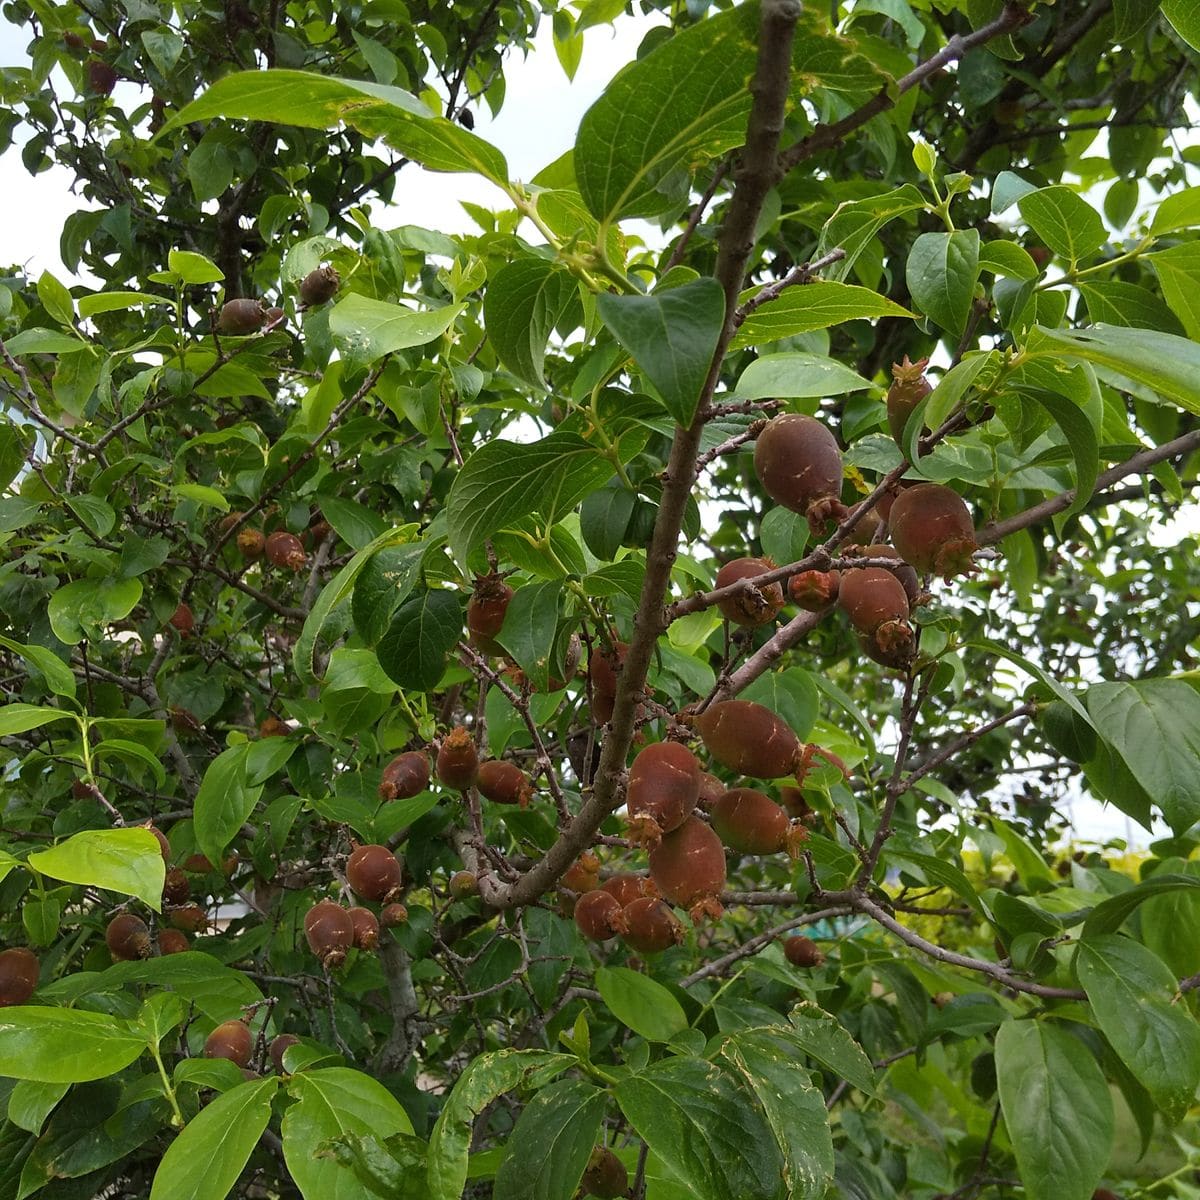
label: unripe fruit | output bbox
[305,900,355,969]
[711,788,805,857]
[622,897,684,954]
[106,913,152,961]
[888,483,978,579]
[626,741,701,847]
[86,58,117,96]
[783,935,824,968]
[204,1019,253,1067]
[714,558,784,626]
[162,867,191,906]
[648,816,726,921]
[466,575,513,656]
[259,715,289,738]
[601,873,652,908]
[216,298,267,335]
[852,543,920,605]
[788,570,840,611]
[265,530,307,572]
[379,751,430,800]
[838,568,915,668]
[574,889,627,941]
[582,1146,628,1198]
[697,771,725,813]
[299,265,340,306]
[237,527,265,559]
[477,759,532,807]
[348,906,380,951]
[0,948,40,1006]
[436,726,478,790]
[169,904,208,933]
[886,356,932,449]
[157,929,190,955]
[562,852,602,894]
[381,902,409,928]
[269,1033,300,1073]
[346,844,402,903]
[169,602,194,636]
[753,413,846,534]
[449,870,478,899]
[694,700,800,779]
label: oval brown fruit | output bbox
[851,543,920,604]
[622,897,685,955]
[216,298,266,335]
[466,575,514,656]
[0,947,40,1006]
[711,787,804,857]
[582,1147,628,1199]
[437,727,479,790]
[562,851,601,894]
[269,1032,300,1073]
[381,902,409,928]
[157,929,190,956]
[205,1019,253,1067]
[299,264,340,306]
[625,740,701,846]
[886,356,932,449]
[783,935,825,968]
[477,759,532,807]
[888,483,977,579]
[648,816,726,921]
[304,899,355,969]
[106,913,152,961]
[753,413,845,534]
[348,906,380,951]
[696,771,725,813]
[694,700,800,779]
[379,751,430,800]
[265,530,307,572]
[601,873,652,908]
[838,567,915,668]
[714,557,784,626]
[346,844,402,903]
[168,602,194,636]
[574,889,627,941]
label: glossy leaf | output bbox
[377,590,463,692]
[595,967,688,1043]
[483,257,578,388]
[735,352,873,400]
[0,1008,146,1083]
[193,745,263,873]
[28,827,165,910]
[905,230,979,335]
[1017,188,1106,262]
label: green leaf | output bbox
[817,185,926,282]
[786,1002,876,1097]
[7,1079,68,1135]
[149,1077,279,1200]
[3,328,88,354]
[1078,281,1184,333]
[1076,935,1200,1123]
[318,496,386,551]
[1147,243,1200,339]
[28,827,165,910]
[47,578,143,645]
[329,296,462,363]
[1018,188,1106,263]
[0,1008,146,1083]
[995,1020,1113,1200]
[575,4,758,222]
[1013,386,1098,518]
[1162,0,1200,50]
[0,704,74,736]
[377,590,463,692]
[493,1078,607,1200]
[493,581,561,693]
[905,230,980,335]
[1112,0,1161,39]
[987,816,1053,886]
[193,744,263,872]
[978,240,1039,281]
[351,542,426,645]
[1151,186,1200,236]
[740,669,818,741]
[483,257,578,388]
[37,271,74,326]
[168,249,224,284]
[731,281,913,349]
[595,967,688,1043]
[173,483,229,512]
[596,279,725,427]
[734,352,872,400]
[0,423,34,491]
[141,28,184,74]
[1084,873,1200,938]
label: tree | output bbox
[1,0,1199,1196]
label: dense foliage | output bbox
[2,0,1200,1197]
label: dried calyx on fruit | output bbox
[886,356,932,449]
[0,947,40,1006]
[582,1146,629,1198]
[783,935,825,968]
[379,751,430,800]
[648,816,727,922]
[711,788,806,858]
[216,298,267,336]
[574,889,628,941]
[449,870,478,899]
[837,567,915,670]
[622,897,685,954]
[381,902,408,927]
[692,699,800,779]
[437,726,479,789]
[237,527,266,559]
[788,569,840,611]
[562,851,602,894]
[753,412,846,534]
[205,1019,253,1066]
[265,530,308,572]
[106,913,152,961]
[477,759,533,807]
[346,844,403,903]
[888,483,978,580]
[625,740,701,847]
[348,906,380,951]
[714,557,784,626]
[304,900,355,969]
[466,574,514,655]
[299,264,340,307]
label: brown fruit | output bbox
[711,787,804,857]
[216,298,266,335]
[169,904,208,933]
[169,602,194,636]
[886,356,932,449]
[157,929,190,955]
[346,844,402,903]
[265,531,307,572]
[626,741,701,847]
[648,816,726,921]
[574,889,628,941]
[299,265,340,306]
[0,948,40,1006]
[601,873,652,908]
[379,751,430,800]
[170,706,203,736]
[588,641,628,725]
[788,569,840,611]
[844,505,886,547]
[838,568,915,668]
[694,700,800,779]
[348,906,380,951]
[145,824,172,862]
[205,1019,253,1067]
[753,413,846,534]
[697,771,725,813]
[477,759,532,807]
[259,715,289,738]
[1092,1191,1120,1200]
[436,726,478,789]
[449,870,478,899]
[622,897,685,954]
[714,558,784,626]
[466,575,513,655]
[582,1146,628,1198]
[1028,245,1052,269]
[562,852,602,894]
[162,867,191,906]
[86,58,117,95]
[304,900,355,969]
[888,483,978,579]
[236,527,265,559]
[779,786,816,823]
[264,306,286,327]
[783,935,824,968]
[106,913,152,961]
[269,1033,300,1073]
[381,902,409,928]
[852,544,920,605]
[183,851,238,875]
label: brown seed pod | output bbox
[887,356,932,449]
[693,700,800,779]
[348,906,380,951]
[753,413,846,534]
[562,852,602,894]
[169,904,208,933]
[851,544,921,605]
[381,902,409,928]
[601,873,653,908]
[204,1019,253,1067]
[466,575,514,656]
[714,557,784,626]
[889,483,978,580]
[216,298,267,336]
[304,900,355,969]
[0,948,40,1006]
[696,771,725,813]
[265,530,307,572]
[582,1147,629,1199]
[711,787,805,858]
[299,265,340,307]
[574,889,628,941]
[648,816,726,922]
[783,935,825,968]
[622,897,685,955]
[379,751,430,800]
[106,913,152,961]
[157,929,190,956]
[168,602,194,636]
[476,759,533,807]
[449,870,478,900]
[625,741,701,848]
[436,726,478,790]
[788,569,841,611]
[236,527,266,560]
[838,568,915,668]
[162,867,191,906]
[258,715,289,738]
[269,1033,300,1073]
[346,844,403,903]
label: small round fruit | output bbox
[205,1019,253,1067]
[379,751,430,800]
[888,483,978,579]
[299,265,340,306]
[269,1033,300,1073]
[157,929,190,955]
[162,867,190,906]
[582,1146,628,1199]
[263,306,285,327]
[625,741,701,847]
[574,889,627,941]
[381,903,408,928]
[449,870,478,899]
[601,873,652,908]
[265,531,307,572]
[169,904,208,933]
[168,602,194,636]
[477,759,532,807]
[783,935,824,968]
[259,715,289,738]
[694,700,800,779]
[216,298,266,336]
[106,913,151,961]
[86,58,118,95]
[886,356,932,449]
[304,900,355,969]
[348,906,380,951]
[347,844,403,903]
[714,557,784,626]
[588,641,627,725]
[622,897,684,955]
[711,788,804,857]
[697,771,725,813]
[236,527,266,559]
[852,544,920,605]
[466,575,513,655]
[753,413,845,534]
[648,816,726,921]
[0,948,40,1006]
[562,852,601,894]
[788,569,840,611]
[436,727,478,790]
[838,567,915,668]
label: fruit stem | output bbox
[150,1042,186,1128]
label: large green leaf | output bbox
[734,353,873,400]
[0,1008,146,1083]
[905,230,980,336]
[377,590,463,693]
[1082,872,1200,938]
[1162,0,1200,51]
[595,967,688,1043]
[1076,936,1200,1124]
[47,578,143,645]
[493,581,562,693]
[193,745,263,873]
[1018,188,1106,263]
[329,296,462,363]
[483,257,578,388]
[27,828,165,911]
[0,704,74,737]
[1147,242,1200,339]
[731,282,913,349]
[785,1003,876,1097]
[995,1020,1113,1200]
[817,185,926,281]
